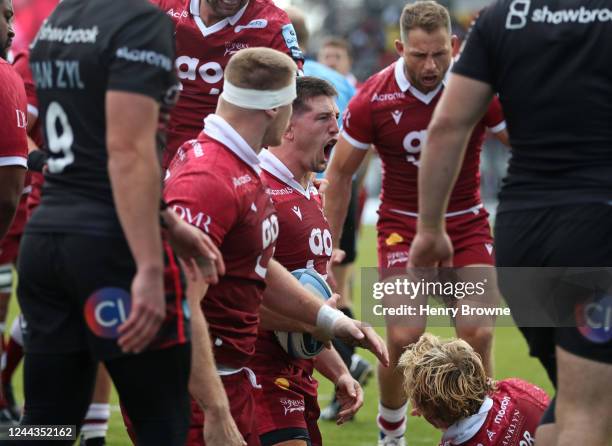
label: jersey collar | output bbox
[259,149,313,199]
[203,114,262,174]
[441,396,493,445]
[189,0,249,37]
[394,57,445,105]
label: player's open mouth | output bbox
[422,75,438,85]
[323,139,337,161]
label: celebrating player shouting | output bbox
[150,0,304,167]
[165,48,388,446]
[251,76,363,446]
[324,2,508,445]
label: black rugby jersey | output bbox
[28,0,176,236]
[453,0,612,212]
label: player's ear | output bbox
[284,122,295,141]
[264,108,279,120]
[450,35,459,55]
[394,39,404,56]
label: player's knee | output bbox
[457,325,494,350]
[555,409,612,444]
[557,391,612,436]
[387,328,425,364]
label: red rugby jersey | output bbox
[164,114,278,368]
[151,0,304,167]
[12,51,44,220]
[251,149,332,375]
[439,378,549,446]
[342,57,505,215]
[0,58,29,242]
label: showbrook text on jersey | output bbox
[35,23,99,44]
[506,0,612,29]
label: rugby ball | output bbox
[275,268,332,359]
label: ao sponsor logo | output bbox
[176,57,224,92]
[309,228,332,257]
[255,215,279,279]
[371,91,405,102]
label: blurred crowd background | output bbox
[11,0,507,224]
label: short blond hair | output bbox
[398,333,494,426]
[225,47,297,91]
[400,1,451,41]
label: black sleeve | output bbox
[452,6,496,86]
[107,9,176,103]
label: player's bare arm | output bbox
[258,304,313,333]
[161,207,225,284]
[410,74,493,268]
[0,166,24,239]
[106,91,165,353]
[182,258,246,446]
[323,136,368,245]
[264,258,389,366]
[314,347,364,425]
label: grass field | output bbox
[5,225,554,445]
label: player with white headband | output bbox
[164,47,389,446]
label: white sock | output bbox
[81,403,110,440]
[377,401,408,438]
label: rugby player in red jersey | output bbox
[0,0,27,421]
[323,2,508,444]
[165,48,388,446]
[398,334,549,446]
[150,0,304,168]
[251,76,363,446]
[0,48,38,424]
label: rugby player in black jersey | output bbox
[14,1,223,444]
[411,1,612,445]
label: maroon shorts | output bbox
[252,363,321,446]
[186,369,259,446]
[0,234,21,266]
[377,204,494,278]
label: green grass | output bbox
[6,225,553,445]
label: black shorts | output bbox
[339,180,359,265]
[495,203,612,380]
[17,232,189,360]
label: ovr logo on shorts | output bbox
[84,287,132,338]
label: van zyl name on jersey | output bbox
[31,60,84,90]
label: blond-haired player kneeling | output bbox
[398,334,549,446]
